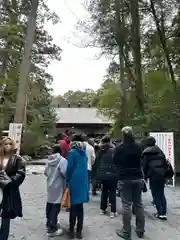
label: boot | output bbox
[136,231,144,238]
[116,229,131,240]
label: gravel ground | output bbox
[7,171,180,240]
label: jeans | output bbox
[100,180,117,213]
[0,218,10,240]
[150,180,167,215]
[46,202,61,233]
[120,180,145,236]
[69,203,84,233]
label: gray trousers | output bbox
[120,180,145,236]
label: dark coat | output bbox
[0,154,26,219]
[140,138,148,151]
[142,145,166,181]
[113,142,143,180]
[91,144,100,180]
[96,143,118,182]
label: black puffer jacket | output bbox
[96,143,118,181]
[113,141,143,180]
[91,144,100,180]
[142,145,166,181]
[140,137,148,151]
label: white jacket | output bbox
[84,142,95,171]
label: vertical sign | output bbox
[150,132,175,186]
[8,123,23,154]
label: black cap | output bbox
[146,136,156,146]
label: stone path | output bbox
[8,173,180,240]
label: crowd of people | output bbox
[0,126,174,240]
[44,126,173,240]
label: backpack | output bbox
[97,148,118,181]
[164,160,174,179]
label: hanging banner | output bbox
[150,132,175,186]
[8,123,23,154]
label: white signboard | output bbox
[8,123,23,154]
[150,132,175,186]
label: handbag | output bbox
[1,187,18,219]
[0,155,15,189]
[164,160,174,179]
[0,170,12,189]
[61,187,71,209]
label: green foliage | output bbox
[21,118,51,156]
[0,0,61,155]
[76,0,180,161]
[53,89,97,107]
[97,78,121,118]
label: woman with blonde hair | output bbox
[0,137,26,240]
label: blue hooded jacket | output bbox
[67,142,89,205]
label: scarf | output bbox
[70,141,83,150]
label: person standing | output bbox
[142,136,168,220]
[83,134,95,189]
[67,134,89,239]
[91,143,100,196]
[59,130,71,159]
[0,137,26,240]
[97,136,118,218]
[44,144,67,237]
[87,138,98,195]
[140,132,149,151]
[59,130,71,212]
[113,127,145,240]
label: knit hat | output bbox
[121,126,133,135]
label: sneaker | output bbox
[76,232,83,239]
[154,213,167,220]
[100,209,106,215]
[136,232,144,238]
[159,215,167,220]
[47,228,63,237]
[116,229,131,240]
[154,213,160,218]
[56,222,60,229]
[154,213,162,220]
[110,212,118,218]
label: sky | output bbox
[46,0,110,96]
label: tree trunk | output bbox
[123,50,136,89]
[130,0,144,113]
[149,0,176,90]
[114,0,126,127]
[14,0,39,123]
